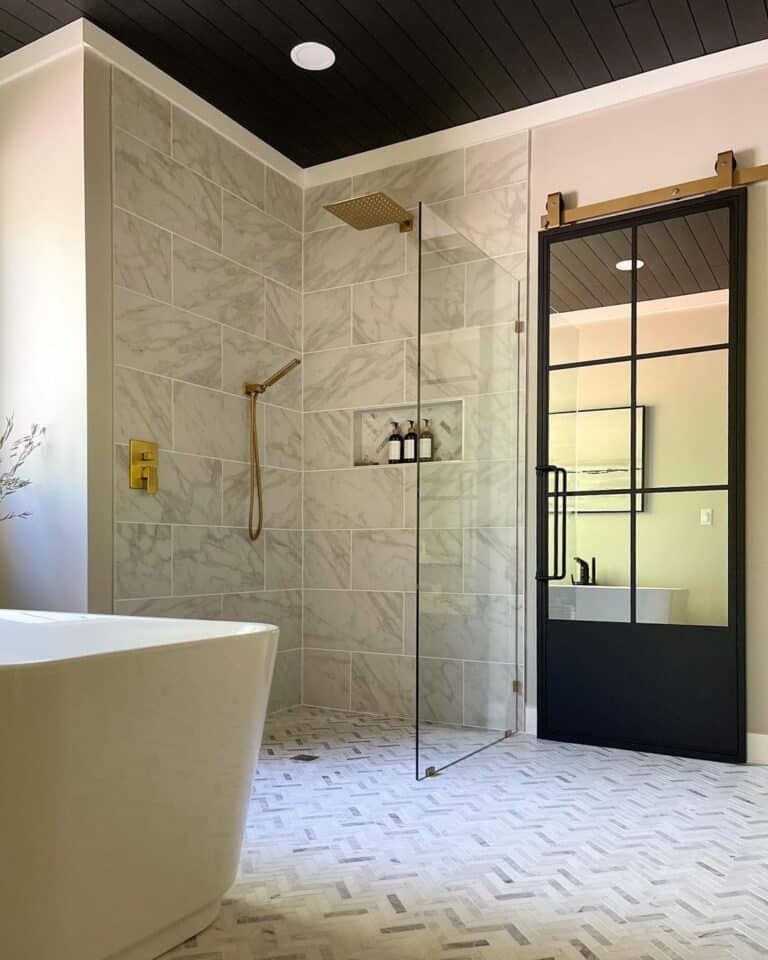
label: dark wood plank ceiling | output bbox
[1,1,766,166]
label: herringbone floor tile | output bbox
[162,707,768,959]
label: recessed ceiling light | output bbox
[615,258,645,271]
[290,41,335,71]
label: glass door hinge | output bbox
[514,320,525,333]
[512,679,522,694]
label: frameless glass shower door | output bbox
[415,202,524,778]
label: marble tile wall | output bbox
[111,69,303,712]
[302,133,529,730]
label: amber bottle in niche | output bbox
[403,420,418,463]
[388,421,403,464]
[420,419,433,461]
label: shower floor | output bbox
[162,706,768,960]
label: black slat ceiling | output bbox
[0,1,765,166]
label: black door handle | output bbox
[536,464,568,582]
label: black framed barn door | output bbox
[537,190,746,763]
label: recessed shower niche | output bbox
[353,400,462,466]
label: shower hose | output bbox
[248,390,264,541]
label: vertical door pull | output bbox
[536,464,568,581]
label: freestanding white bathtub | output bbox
[0,610,278,960]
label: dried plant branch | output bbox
[0,416,45,521]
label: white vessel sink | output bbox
[549,585,689,623]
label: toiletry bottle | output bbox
[388,421,403,464]
[403,420,417,463]
[420,418,433,462]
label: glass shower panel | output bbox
[416,203,521,779]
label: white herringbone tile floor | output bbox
[162,706,768,960]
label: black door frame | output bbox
[536,188,746,763]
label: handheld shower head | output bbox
[244,357,301,396]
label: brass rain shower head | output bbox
[323,191,413,233]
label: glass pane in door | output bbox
[416,203,521,778]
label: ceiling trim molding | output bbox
[305,38,768,188]
[0,19,83,89]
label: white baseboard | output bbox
[524,705,537,736]
[747,733,768,765]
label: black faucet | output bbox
[572,556,596,586]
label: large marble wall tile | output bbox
[465,393,519,460]
[304,590,402,653]
[223,191,301,290]
[304,466,403,530]
[115,445,222,525]
[463,527,518,595]
[115,594,223,619]
[465,132,529,194]
[173,382,249,460]
[351,529,415,591]
[115,366,172,449]
[114,130,221,250]
[265,167,302,231]
[265,405,301,470]
[462,460,519,527]
[417,592,515,662]
[171,106,265,208]
[415,461,462,529]
[222,327,301,409]
[304,531,351,589]
[223,589,302,650]
[112,69,170,153]
[404,591,416,655]
[114,287,221,388]
[431,183,527,258]
[352,274,417,344]
[303,341,404,411]
[304,223,405,291]
[463,661,517,731]
[304,178,351,232]
[173,237,265,335]
[113,209,171,302]
[420,529,463,594]
[268,648,301,712]
[465,256,522,329]
[304,410,352,470]
[303,649,350,710]
[421,265,465,334]
[115,522,172,599]
[265,279,301,351]
[352,150,464,208]
[405,337,417,403]
[223,463,301,530]
[265,530,301,589]
[419,658,462,724]
[420,324,519,400]
[351,653,414,718]
[304,287,351,352]
[174,525,264,594]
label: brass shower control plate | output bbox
[323,191,413,232]
[129,439,159,494]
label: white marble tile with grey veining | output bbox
[112,68,170,153]
[114,130,221,250]
[223,589,302,650]
[304,590,402,654]
[115,594,223,620]
[431,183,528,258]
[303,410,352,470]
[351,652,414,717]
[304,287,351,352]
[173,381,250,461]
[265,279,301,351]
[304,223,405,291]
[463,661,518,730]
[352,273,417,344]
[304,178,351,233]
[223,191,301,290]
[303,530,350,589]
[420,529,463,594]
[413,461,462,529]
[352,529,415,591]
[222,327,301,409]
[303,649,350,710]
[172,106,265,208]
[115,366,172,448]
[419,657,462,725]
[174,524,264,595]
[265,167,302,231]
[304,466,403,530]
[352,150,464,208]
[113,208,171,302]
[465,132,529,194]
[303,341,404,411]
[415,460,518,528]
[465,254,524,328]
[421,264,465,334]
[115,445,221,525]
[173,236,265,335]
[420,323,520,400]
[417,592,515,662]
[223,462,301,530]
[265,405,301,471]
[464,393,519,460]
[265,530,301,590]
[114,287,221,388]
[115,522,172,599]
[464,527,518,595]
[405,337,417,402]
[268,649,301,711]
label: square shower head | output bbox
[323,191,413,232]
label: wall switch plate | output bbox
[700,508,713,526]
